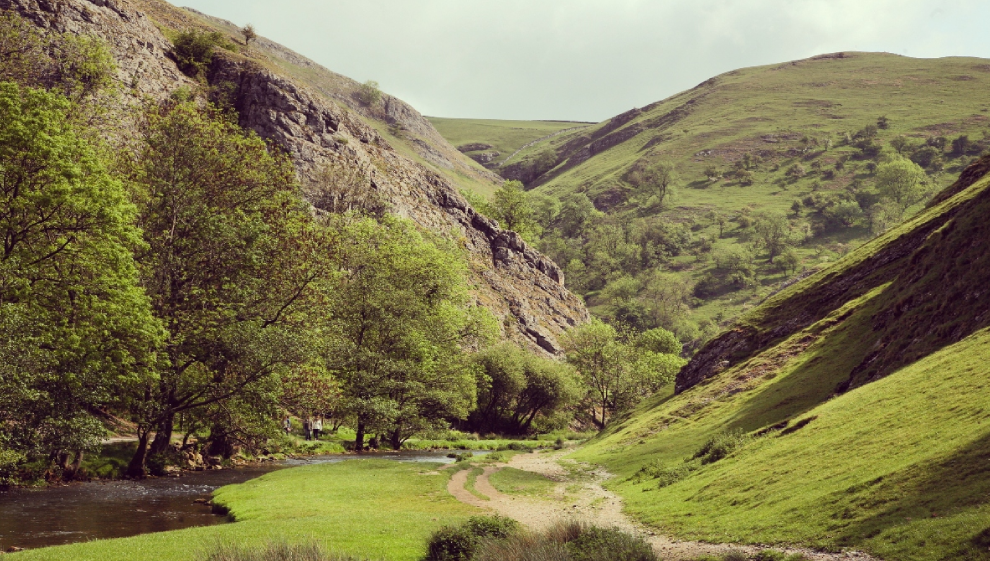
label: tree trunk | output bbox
[148,413,174,457]
[354,420,365,452]
[126,431,150,478]
[389,429,402,451]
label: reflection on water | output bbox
[0,450,471,551]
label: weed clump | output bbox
[205,541,362,561]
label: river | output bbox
[0,451,471,551]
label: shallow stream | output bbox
[0,450,470,551]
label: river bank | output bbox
[6,458,481,560]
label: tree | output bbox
[638,271,692,333]
[171,29,230,79]
[704,165,723,182]
[951,135,971,157]
[533,148,558,176]
[325,216,496,450]
[560,319,631,428]
[241,24,257,46]
[875,158,928,210]
[640,160,677,208]
[124,100,332,475]
[753,212,792,263]
[469,344,581,435]
[489,180,534,235]
[888,136,910,155]
[877,115,890,130]
[0,83,162,474]
[357,80,382,107]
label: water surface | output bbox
[0,450,470,551]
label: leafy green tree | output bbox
[357,80,383,107]
[489,180,534,235]
[0,83,162,471]
[889,136,911,155]
[638,271,692,333]
[560,319,630,428]
[124,101,332,475]
[877,115,890,130]
[469,344,581,435]
[634,328,681,356]
[533,148,558,176]
[171,29,232,79]
[640,160,677,208]
[752,212,792,263]
[325,216,496,450]
[875,158,929,210]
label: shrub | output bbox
[424,516,520,561]
[357,80,382,107]
[567,527,657,561]
[472,521,655,561]
[171,29,234,78]
[693,429,751,464]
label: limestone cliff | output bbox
[1,0,589,353]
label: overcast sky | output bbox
[181,0,990,122]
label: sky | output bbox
[180,0,990,122]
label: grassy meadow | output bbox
[427,117,592,168]
[13,461,480,561]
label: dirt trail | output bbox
[446,450,879,561]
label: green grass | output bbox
[427,117,592,168]
[465,467,488,501]
[15,460,480,561]
[488,467,558,499]
[401,438,549,451]
[576,327,990,560]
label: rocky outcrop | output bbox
[2,0,589,353]
[458,143,493,152]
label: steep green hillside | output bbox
[427,117,591,169]
[441,52,990,343]
[571,161,990,560]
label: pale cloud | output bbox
[180,0,990,121]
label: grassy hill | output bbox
[427,117,592,169]
[569,158,990,561]
[430,52,990,344]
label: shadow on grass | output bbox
[825,430,990,560]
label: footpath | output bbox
[446,450,878,561]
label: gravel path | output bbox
[446,450,880,561]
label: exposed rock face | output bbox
[469,151,500,165]
[457,143,493,152]
[2,0,589,353]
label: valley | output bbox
[0,1,988,561]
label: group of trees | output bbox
[1,19,697,483]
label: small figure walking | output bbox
[283,416,292,435]
[312,417,323,440]
[303,417,312,441]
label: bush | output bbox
[424,516,520,561]
[567,527,657,561]
[471,521,656,561]
[357,80,382,107]
[693,430,751,464]
[171,29,234,78]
